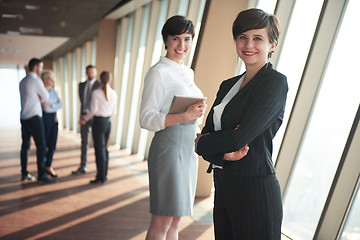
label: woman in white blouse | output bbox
[139,16,207,240]
[80,71,117,184]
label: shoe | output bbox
[46,167,58,178]
[21,173,36,181]
[38,176,58,184]
[89,178,106,184]
[72,168,87,175]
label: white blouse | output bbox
[83,86,117,121]
[213,74,245,131]
[140,56,204,132]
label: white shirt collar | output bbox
[88,78,97,86]
[161,56,184,68]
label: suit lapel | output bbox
[91,80,100,91]
[223,63,272,113]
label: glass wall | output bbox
[273,0,324,161]
[114,13,134,148]
[62,56,70,130]
[71,51,78,133]
[257,0,277,12]
[339,180,360,240]
[0,65,25,125]
[282,0,360,238]
[126,4,151,152]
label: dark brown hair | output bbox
[161,15,195,49]
[86,65,96,71]
[232,8,280,44]
[28,58,42,71]
[100,71,110,101]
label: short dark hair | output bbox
[162,15,195,49]
[28,58,42,71]
[86,65,96,71]
[232,8,280,44]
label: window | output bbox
[274,0,324,161]
[282,0,360,238]
[0,65,25,124]
[257,0,277,13]
[339,180,360,240]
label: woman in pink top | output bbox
[80,71,117,184]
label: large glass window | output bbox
[63,57,70,129]
[0,65,25,125]
[339,179,360,240]
[282,0,360,238]
[126,4,151,150]
[71,51,78,133]
[273,0,324,161]
[257,0,277,13]
[115,13,134,147]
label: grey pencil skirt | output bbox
[147,123,198,217]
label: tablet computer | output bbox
[169,95,207,124]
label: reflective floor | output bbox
[0,124,214,240]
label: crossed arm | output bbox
[195,125,249,161]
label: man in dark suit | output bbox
[72,65,100,174]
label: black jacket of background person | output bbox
[196,62,288,176]
[78,80,100,115]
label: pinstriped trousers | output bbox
[213,169,283,240]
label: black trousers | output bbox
[213,169,283,240]
[92,116,111,181]
[42,112,58,167]
[80,116,93,169]
[20,116,46,178]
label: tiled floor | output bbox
[0,124,214,240]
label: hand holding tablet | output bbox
[169,95,207,124]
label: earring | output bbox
[268,51,274,59]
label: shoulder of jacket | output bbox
[221,74,243,87]
[94,80,101,87]
[254,67,287,87]
[254,68,288,92]
[266,68,286,79]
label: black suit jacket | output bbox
[79,79,100,114]
[196,62,288,176]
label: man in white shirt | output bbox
[72,65,100,174]
[19,58,57,184]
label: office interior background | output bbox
[1,0,360,239]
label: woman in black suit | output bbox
[195,8,288,239]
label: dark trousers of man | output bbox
[92,116,111,182]
[80,116,93,170]
[20,116,46,179]
[42,112,58,167]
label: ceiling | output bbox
[0,0,128,65]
